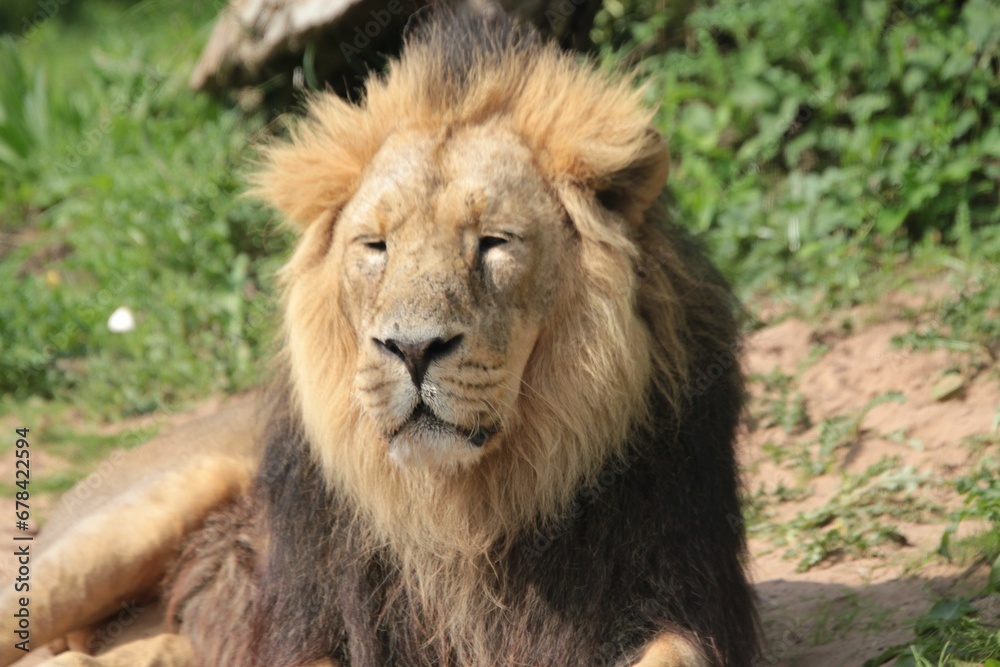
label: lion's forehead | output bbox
[333,125,565,354]
[346,126,554,240]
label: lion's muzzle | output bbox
[387,401,500,470]
[373,334,463,388]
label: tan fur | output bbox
[0,397,262,667]
[246,21,698,663]
[37,634,192,667]
[632,634,710,667]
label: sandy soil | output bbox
[744,304,999,666]
[2,301,998,666]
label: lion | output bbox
[0,8,757,667]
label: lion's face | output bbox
[259,24,690,556]
[336,126,569,469]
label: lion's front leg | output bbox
[38,634,192,667]
[0,399,262,667]
[632,633,709,667]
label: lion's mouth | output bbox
[390,403,498,448]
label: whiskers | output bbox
[352,355,514,449]
[515,374,562,416]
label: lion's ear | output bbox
[547,125,669,247]
[591,127,669,224]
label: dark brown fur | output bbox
[167,11,757,667]
[166,223,756,667]
[164,497,260,666]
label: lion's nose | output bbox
[373,335,463,387]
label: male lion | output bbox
[1,9,757,667]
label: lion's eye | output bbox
[478,235,509,253]
[363,240,387,252]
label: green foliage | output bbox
[757,456,941,572]
[0,39,86,186]
[748,368,811,434]
[600,0,1000,296]
[893,272,1000,363]
[940,463,1000,562]
[0,0,997,659]
[0,0,61,37]
[872,460,1000,666]
[0,1,287,417]
[804,391,906,477]
[954,470,1000,534]
[4,0,999,417]
[751,387,906,479]
[864,595,1000,666]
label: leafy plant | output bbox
[893,274,1000,363]
[875,462,1000,666]
[599,0,1000,298]
[757,456,942,572]
[864,595,1000,666]
[748,368,811,434]
[0,38,88,206]
[940,464,1000,562]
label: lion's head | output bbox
[330,126,569,471]
[252,14,705,560]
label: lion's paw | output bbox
[38,635,192,667]
[632,633,710,667]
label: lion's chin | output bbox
[387,406,497,471]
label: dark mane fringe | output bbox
[402,3,543,92]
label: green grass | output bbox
[865,592,1000,666]
[941,458,1000,564]
[893,274,1000,366]
[0,399,167,499]
[0,426,155,498]
[0,0,288,418]
[861,451,1000,664]
[751,455,943,572]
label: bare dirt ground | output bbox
[744,302,999,666]
[2,301,998,666]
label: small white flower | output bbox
[107,306,136,333]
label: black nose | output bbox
[374,335,463,387]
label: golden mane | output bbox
[253,18,667,232]
[250,13,707,657]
